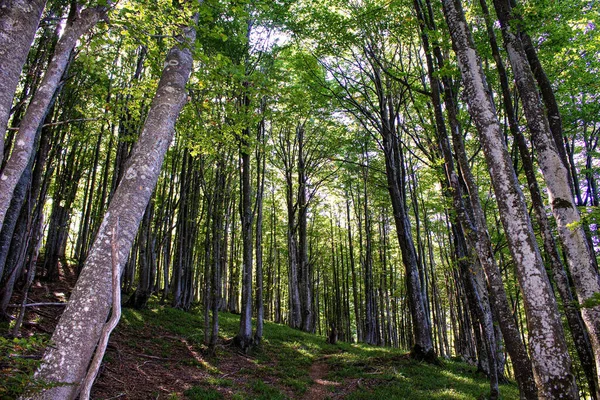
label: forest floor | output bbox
[1,277,521,399]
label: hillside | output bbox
[2,295,520,399]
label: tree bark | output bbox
[478,0,599,394]
[412,1,498,392]
[209,158,226,353]
[493,0,600,389]
[0,0,47,166]
[346,196,362,342]
[0,4,106,234]
[297,123,313,333]
[25,14,196,399]
[234,135,254,352]
[442,0,577,397]
[254,109,266,343]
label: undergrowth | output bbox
[118,299,520,399]
[2,297,520,399]
[0,334,51,399]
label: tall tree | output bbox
[0,0,47,165]
[477,0,599,394]
[492,0,600,386]
[26,7,197,398]
[441,0,578,397]
[302,2,436,360]
[0,3,107,233]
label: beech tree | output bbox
[0,3,107,233]
[0,0,46,165]
[492,0,600,387]
[294,1,437,361]
[24,6,198,398]
[441,0,578,397]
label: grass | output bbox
[2,297,520,399]
[116,299,520,399]
[0,335,54,399]
[184,386,224,400]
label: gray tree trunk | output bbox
[442,0,578,397]
[478,0,598,393]
[442,65,537,399]
[254,112,266,342]
[235,139,254,352]
[297,123,313,333]
[0,0,47,166]
[412,1,498,392]
[24,15,196,399]
[370,61,435,361]
[0,4,106,234]
[493,0,600,389]
[209,159,226,353]
[279,130,302,328]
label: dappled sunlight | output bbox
[439,368,478,384]
[181,336,220,374]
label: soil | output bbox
[302,359,337,400]
[6,274,361,399]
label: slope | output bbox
[3,295,520,399]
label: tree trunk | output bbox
[297,123,313,333]
[282,137,301,328]
[124,201,154,309]
[434,40,538,400]
[254,110,266,343]
[26,15,196,399]
[478,0,599,394]
[0,0,47,166]
[412,1,497,392]
[361,150,376,345]
[235,136,254,352]
[442,0,577,397]
[0,4,106,234]
[493,0,600,389]
[381,119,435,362]
[209,158,226,353]
[346,196,362,342]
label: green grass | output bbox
[118,300,520,399]
[249,379,287,400]
[3,297,519,399]
[0,335,57,399]
[184,386,224,400]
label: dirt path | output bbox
[302,358,340,400]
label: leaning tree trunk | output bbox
[493,0,600,388]
[0,0,47,165]
[381,112,435,362]
[442,0,578,398]
[0,4,106,234]
[436,45,538,398]
[365,59,435,361]
[427,19,538,394]
[478,0,599,394]
[25,16,196,400]
[412,2,498,393]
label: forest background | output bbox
[0,0,599,399]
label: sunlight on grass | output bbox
[114,304,521,399]
[439,368,477,384]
